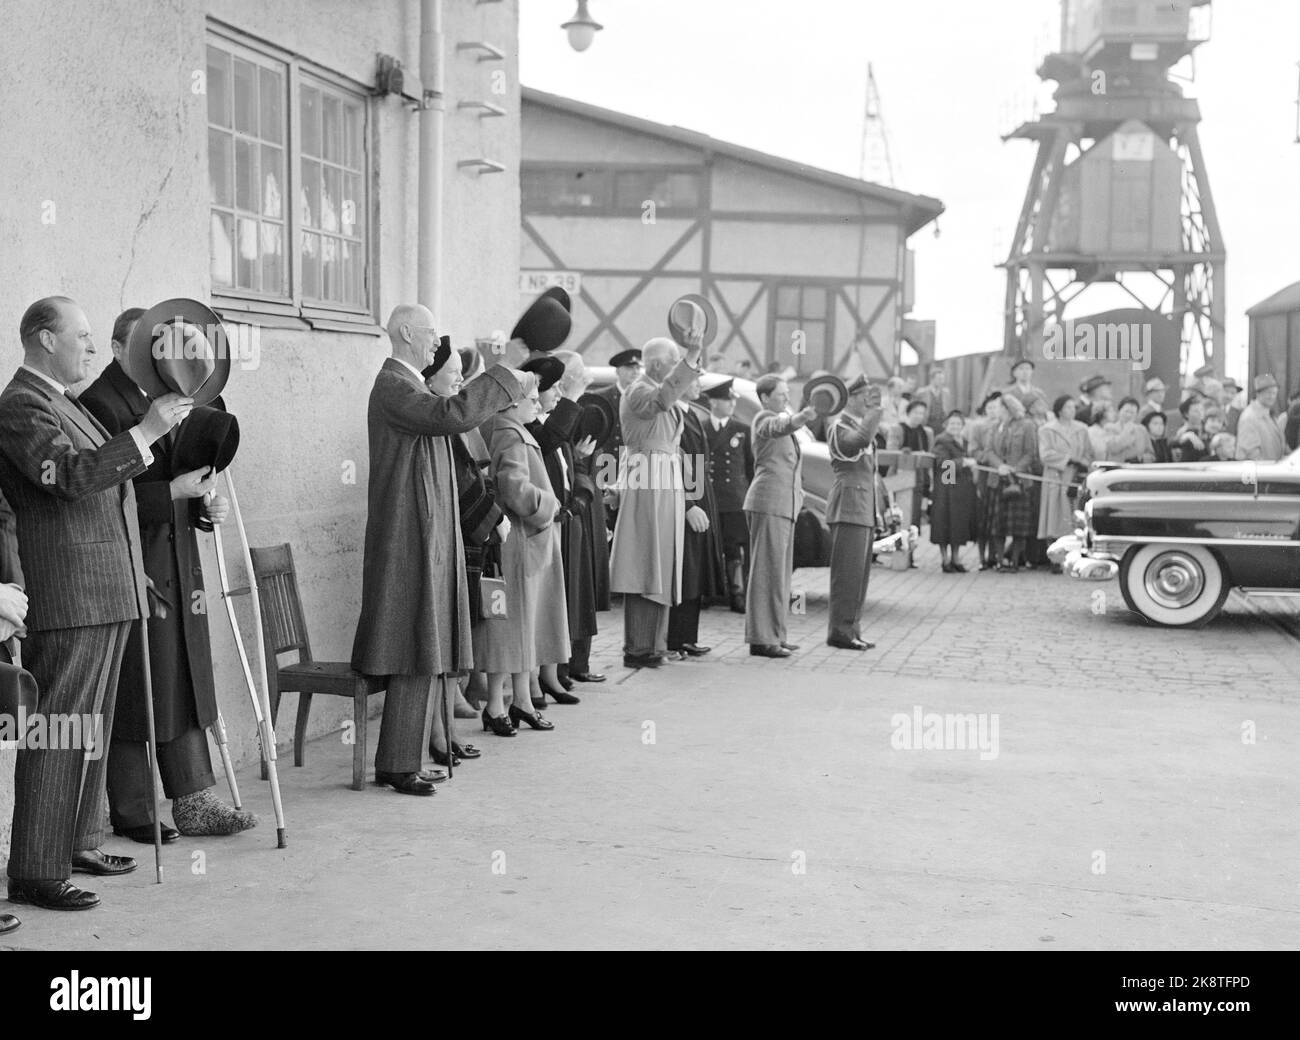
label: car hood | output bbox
[1086,455,1300,496]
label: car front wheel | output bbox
[1119,544,1229,628]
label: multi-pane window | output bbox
[207,36,370,316]
[612,170,701,211]
[773,285,829,369]
[522,167,611,210]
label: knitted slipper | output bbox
[173,788,259,837]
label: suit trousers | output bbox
[375,673,434,774]
[623,594,668,657]
[567,635,592,675]
[667,597,702,649]
[8,620,130,881]
[107,723,216,829]
[827,522,873,643]
[744,511,794,647]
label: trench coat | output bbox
[351,358,520,677]
[608,361,696,606]
[79,359,219,742]
[475,414,569,673]
[1036,418,1091,540]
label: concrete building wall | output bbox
[0,0,520,859]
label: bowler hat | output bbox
[1253,373,1279,392]
[609,349,642,369]
[511,294,572,353]
[667,293,718,350]
[576,391,616,445]
[802,373,848,417]
[520,355,565,393]
[124,298,232,406]
[172,406,240,476]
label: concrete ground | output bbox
[4,552,1299,950]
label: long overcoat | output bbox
[1036,418,1091,539]
[79,359,219,742]
[608,361,695,606]
[351,358,520,677]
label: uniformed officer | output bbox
[702,379,753,612]
[595,348,642,530]
[825,376,884,651]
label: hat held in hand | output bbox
[124,298,233,406]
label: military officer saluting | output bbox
[702,378,753,613]
[825,376,884,651]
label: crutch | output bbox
[209,710,242,809]
[439,675,453,781]
[209,466,288,849]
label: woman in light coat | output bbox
[1037,394,1092,567]
[476,372,567,735]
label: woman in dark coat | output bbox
[1142,411,1175,463]
[929,411,978,572]
[667,383,727,656]
[990,393,1039,571]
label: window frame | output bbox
[207,23,377,329]
[769,281,835,372]
[521,161,705,217]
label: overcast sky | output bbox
[520,0,1300,377]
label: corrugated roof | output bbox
[1247,279,1300,318]
[523,87,944,236]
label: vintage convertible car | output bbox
[1066,448,1300,627]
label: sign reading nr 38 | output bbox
[520,270,581,295]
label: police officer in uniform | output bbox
[825,376,883,651]
[702,379,753,613]
[595,348,642,532]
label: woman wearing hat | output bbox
[929,411,978,573]
[989,393,1038,571]
[967,393,1003,570]
[477,372,564,735]
[1037,395,1092,571]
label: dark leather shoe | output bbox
[416,766,449,783]
[114,824,181,845]
[827,637,875,651]
[569,671,606,683]
[750,644,792,658]
[541,684,580,705]
[451,741,481,759]
[374,771,437,796]
[781,643,800,652]
[7,879,100,911]
[71,849,137,877]
[679,643,712,656]
[624,653,662,669]
[0,912,18,934]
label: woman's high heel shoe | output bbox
[429,745,461,767]
[508,704,554,731]
[539,679,580,705]
[481,709,517,737]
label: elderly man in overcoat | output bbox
[608,335,704,668]
[744,374,818,658]
[352,304,524,795]
[825,377,883,651]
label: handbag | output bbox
[477,558,508,621]
[1001,476,1024,500]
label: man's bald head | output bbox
[386,304,437,370]
[642,337,680,381]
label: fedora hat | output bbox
[1253,373,1279,393]
[541,286,571,313]
[123,298,232,407]
[802,373,848,417]
[519,355,565,393]
[172,406,240,476]
[576,391,616,445]
[667,293,718,350]
[511,293,572,353]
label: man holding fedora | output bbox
[80,303,256,843]
[1235,374,1287,462]
[0,296,192,910]
[744,374,818,658]
[352,304,525,795]
[826,377,884,651]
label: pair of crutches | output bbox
[135,465,287,884]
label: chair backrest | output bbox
[249,543,313,663]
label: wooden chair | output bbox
[249,543,384,791]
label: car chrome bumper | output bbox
[1064,549,1119,581]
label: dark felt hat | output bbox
[802,373,848,417]
[609,348,643,368]
[172,406,240,476]
[511,294,572,353]
[541,286,571,312]
[420,335,454,381]
[576,391,616,445]
[520,355,565,393]
[124,297,232,406]
[0,660,39,719]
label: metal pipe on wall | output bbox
[419,0,445,317]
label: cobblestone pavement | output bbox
[590,544,1300,699]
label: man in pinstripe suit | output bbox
[0,296,190,911]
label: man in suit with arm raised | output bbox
[0,296,190,911]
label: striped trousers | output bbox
[8,621,130,882]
